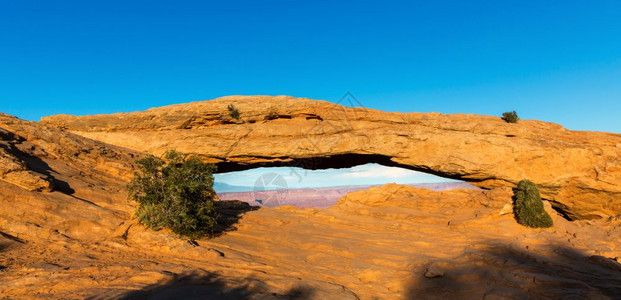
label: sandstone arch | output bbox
[41,96,621,220]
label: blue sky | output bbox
[1,0,620,133]
[1,1,620,188]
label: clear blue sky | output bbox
[1,0,620,133]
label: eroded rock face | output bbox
[0,113,140,241]
[0,127,53,192]
[41,96,621,220]
[0,113,618,299]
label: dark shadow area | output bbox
[209,200,260,238]
[0,231,25,257]
[0,128,25,142]
[214,153,486,184]
[265,113,293,120]
[548,200,575,221]
[0,141,76,195]
[0,141,106,208]
[8,141,107,208]
[0,241,9,253]
[0,231,27,245]
[116,271,315,300]
[405,244,621,299]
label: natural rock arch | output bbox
[41,95,621,220]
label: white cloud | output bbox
[340,165,412,178]
[215,163,456,188]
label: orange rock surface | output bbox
[1,179,620,298]
[0,99,619,299]
[42,95,621,220]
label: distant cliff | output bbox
[218,182,478,208]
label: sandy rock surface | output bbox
[0,99,619,299]
[1,183,620,299]
[41,96,621,220]
[0,114,140,242]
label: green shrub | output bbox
[228,104,240,119]
[513,179,553,228]
[128,150,218,239]
[501,110,519,123]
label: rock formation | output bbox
[41,95,621,220]
[1,108,620,299]
[2,181,620,298]
[0,113,139,242]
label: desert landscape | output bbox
[217,182,478,208]
[1,95,620,299]
[2,2,621,299]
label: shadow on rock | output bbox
[0,231,25,272]
[0,231,26,253]
[209,200,260,238]
[0,242,8,253]
[405,244,621,299]
[0,141,76,195]
[116,270,315,300]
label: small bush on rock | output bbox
[513,179,553,228]
[502,111,519,123]
[128,150,218,238]
[228,104,240,119]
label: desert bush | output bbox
[228,104,240,119]
[501,110,519,123]
[128,150,218,238]
[513,179,553,228]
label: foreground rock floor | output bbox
[1,184,619,299]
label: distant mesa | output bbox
[218,182,479,209]
[213,182,254,193]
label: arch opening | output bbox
[215,161,476,209]
[213,154,467,181]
